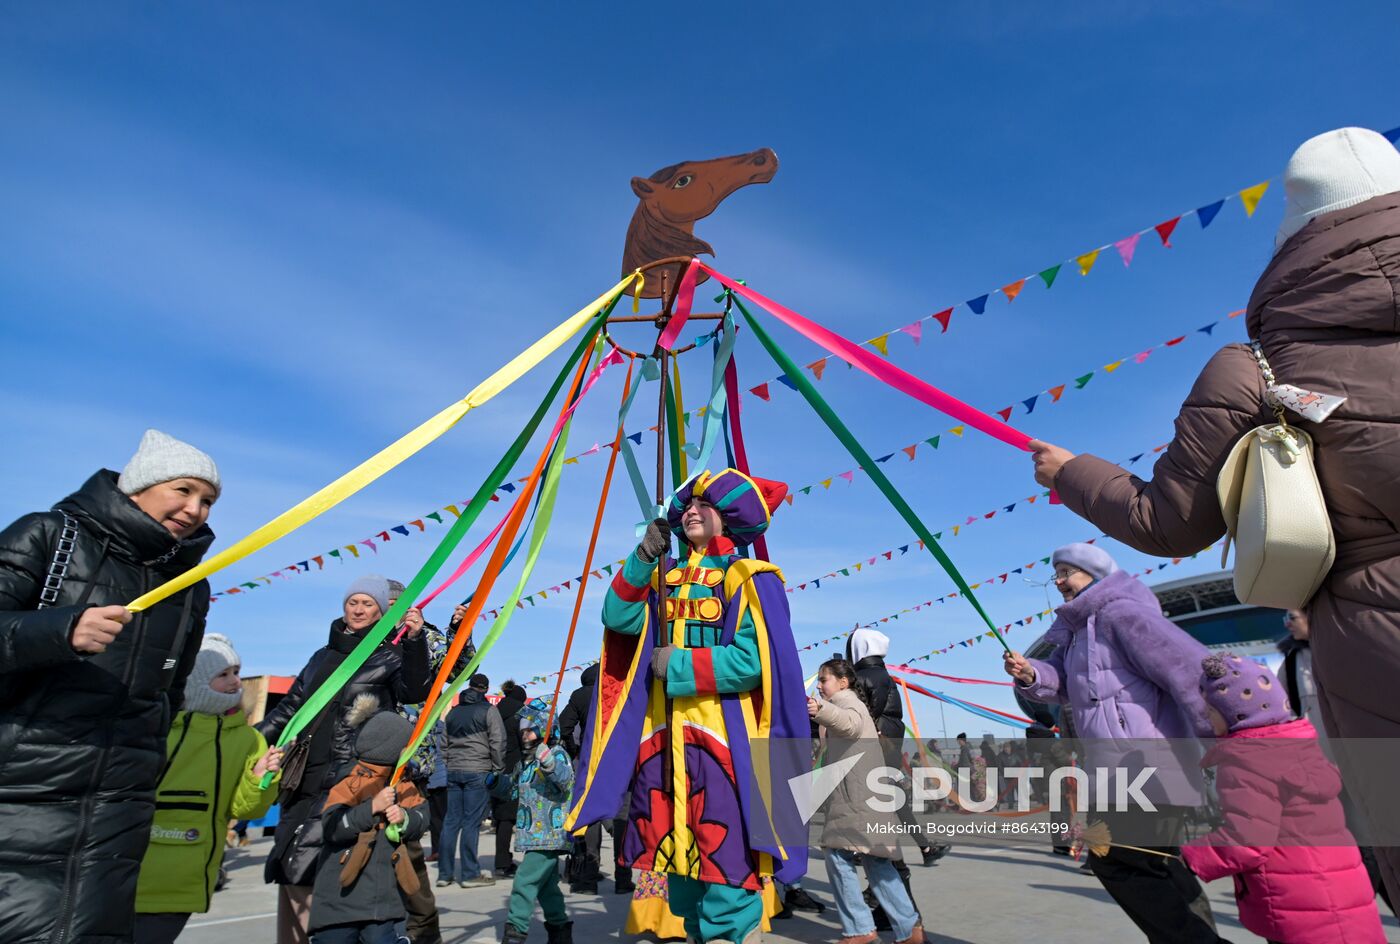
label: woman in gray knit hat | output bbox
[257,575,432,944]
[0,428,223,944]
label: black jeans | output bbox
[310,920,398,944]
[427,786,447,855]
[493,795,518,869]
[1087,807,1224,944]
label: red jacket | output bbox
[1181,718,1382,943]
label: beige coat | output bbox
[1054,192,1400,902]
[813,688,903,859]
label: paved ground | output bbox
[186,836,1400,943]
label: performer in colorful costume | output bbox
[566,469,809,944]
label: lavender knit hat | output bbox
[1199,652,1294,733]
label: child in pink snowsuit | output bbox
[1182,652,1383,944]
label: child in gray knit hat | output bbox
[134,634,283,942]
[310,695,429,943]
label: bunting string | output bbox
[209,303,1237,605]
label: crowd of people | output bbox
[0,125,1398,944]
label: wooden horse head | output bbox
[622,148,778,298]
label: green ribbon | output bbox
[260,302,618,788]
[393,342,592,768]
[731,295,1009,651]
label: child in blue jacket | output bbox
[488,697,574,944]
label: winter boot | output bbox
[614,867,635,895]
[544,920,573,944]
[501,923,528,944]
[783,886,825,914]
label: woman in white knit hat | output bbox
[1025,127,1400,907]
[133,633,283,943]
[0,428,224,943]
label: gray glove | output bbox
[637,518,671,564]
[651,645,676,684]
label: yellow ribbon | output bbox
[127,274,640,612]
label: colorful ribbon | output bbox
[731,293,1010,651]
[395,350,586,776]
[393,341,606,767]
[703,264,1033,452]
[257,319,611,787]
[131,274,638,613]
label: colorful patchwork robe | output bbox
[565,541,809,889]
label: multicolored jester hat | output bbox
[117,153,1039,790]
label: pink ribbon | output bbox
[393,346,626,640]
[889,665,1013,686]
[656,259,701,352]
[701,264,1034,452]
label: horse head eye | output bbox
[673,175,694,189]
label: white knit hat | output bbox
[1276,127,1400,251]
[183,633,244,716]
[118,429,222,498]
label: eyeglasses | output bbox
[1022,566,1083,590]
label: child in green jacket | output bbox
[134,634,282,944]
[489,697,575,944]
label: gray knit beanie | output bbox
[347,694,415,766]
[183,633,243,716]
[344,575,391,617]
[118,429,222,499]
[1051,542,1119,582]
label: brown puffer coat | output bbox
[1054,191,1400,900]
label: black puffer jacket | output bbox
[559,664,598,758]
[257,621,430,885]
[0,470,213,944]
[852,655,903,741]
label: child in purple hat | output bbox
[1182,653,1383,943]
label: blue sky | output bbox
[3,2,1397,737]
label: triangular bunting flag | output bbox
[996,406,1013,422]
[838,471,855,484]
[967,294,989,315]
[1164,335,1186,346]
[925,436,940,449]
[899,321,923,344]
[410,519,425,531]
[1129,453,1144,464]
[775,375,797,391]
[932,308,953,333]
[1103,360,1124,372]
[1133,349,1153,364]
[1114,233,1141,267]
[313,555,324,569]
[1048,384,1066,402]
[1197,199,1225,228]
[784,494,794,506]
[1155,216,1180,247]
[949,426,965,437]
[1197,323,1217,335]
[1239,181,1270,217]
[821,478,833,489]
[902,444,917,460]
[750,383,771,401]
[1022,395,1039,414]
[391,525,410,537]
[869,335,890,356]
[1076,250,1100,276]
[875,454,894,463]
[800,485,813,495]
[1002,279,1026,303]
[808,358,827,380]
[426,512,443,524]
[1038,264,1061,288]
[1074,373,1093,389]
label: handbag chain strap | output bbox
[1249,340,1290,427]
[38,513,80,609]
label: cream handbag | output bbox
[1216,342,1336,610]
